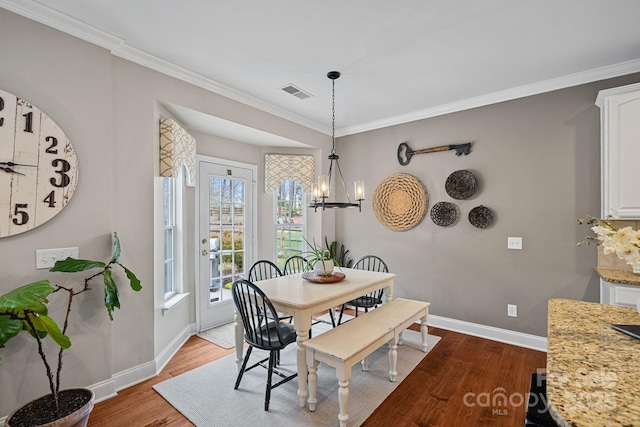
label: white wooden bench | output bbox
[302,298,430,427]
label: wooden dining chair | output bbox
[231,279,297,411]
[247,260,292,323]
[337,255,389,325]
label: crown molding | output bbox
[4,0,640,138]
[338,58,640,137]
[0,0,330,136]
[0,0,121,49]
[111,43,329,135]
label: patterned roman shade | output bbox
[264,154,314,193]
[160,118,196,187]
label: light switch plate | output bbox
[36,247,79,269]
[507,237,523,250]
[507,304,518,317]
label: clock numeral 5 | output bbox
[50,159,71,188]
[12,204,29,226]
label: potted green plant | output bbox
[302,236,338,276]
[324,237,353,268]
[0,233,141,427]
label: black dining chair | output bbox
[282,255,337,332]
[337,255,389,325]
[283,255,307,275]
[248,260,283,282]
[247,260,292,323]
[231,279,298,411]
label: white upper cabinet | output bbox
[596,83,640,219]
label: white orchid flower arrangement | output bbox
[578,216,640,273]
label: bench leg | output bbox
[338,379,350,427]
[388,337,398,382]
[420,314,428,353]
[307,357,319,412]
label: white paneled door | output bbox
[198,158,255,331]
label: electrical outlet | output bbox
[35,247,79,269]
[507,304,518,317]
[507,237,522,250]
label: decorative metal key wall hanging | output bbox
[397,141,472,165]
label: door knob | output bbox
[201,249,209,256]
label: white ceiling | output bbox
[4,0,640,145]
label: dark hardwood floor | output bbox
[88,326,546,426]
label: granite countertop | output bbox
[596,267,640,286]
[547,298,640,427]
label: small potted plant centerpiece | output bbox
[0,233,141,427]
[302,236,338,276]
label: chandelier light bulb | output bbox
[355,181,365,201]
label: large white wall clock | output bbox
[0,89,79,238]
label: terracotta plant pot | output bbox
[4,388,94,427]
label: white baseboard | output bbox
[427,314,547,352]
[153,324,192,375]
[90,324,192,403]
[89,316,545,405]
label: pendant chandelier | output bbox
[309,71,364,212]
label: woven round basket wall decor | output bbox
[373,173,427,231]
[445,170,478,200]
[468,205,494,228]
[430,201,459,227]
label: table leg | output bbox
[234,309,244,371]
[386,283,394,303]
[296,327,310,407]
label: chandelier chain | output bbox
[331,77,336,155]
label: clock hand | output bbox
[0,161,37,167]
[1,167,25,176]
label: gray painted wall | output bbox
[335,73,640,337]
[2,4,640,419]
[0,8,327,417]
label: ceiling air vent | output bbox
[280,84,313,100]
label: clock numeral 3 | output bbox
[50,159,71,188]
[0,96,4,126]
[12,204,29,226]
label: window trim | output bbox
[157,168,189,315]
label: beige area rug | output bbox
[197,322,236,349]
[154,324,440,427]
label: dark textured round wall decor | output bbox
[372,173,427,231]
[445,170,478,200]
[430,202,459,227]
[468,205,494,228]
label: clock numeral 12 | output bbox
[12,204,29,226]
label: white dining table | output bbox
[234,267,396,408]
